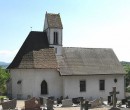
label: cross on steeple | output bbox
[109,87,120,110]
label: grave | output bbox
[24,97,41,110]
[48,96,54,100]
[109,87,120,110]
[80,99,91,110]
[47,99,54,110]
[108,95,113,105]
[121,99,127,105]
[1,99,17,109]
[90,98,103,108]
[62,99,73,107]
[39,97,48,106]
[126,100,130,108]
[72,97,80,104]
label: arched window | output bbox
[41,80,48,95]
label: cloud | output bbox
[0,50,18,63]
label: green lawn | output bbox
[0,96,7,99]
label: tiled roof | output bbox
[19,48,57,69]
[7,31,49,69]
[47,13,63,29]
[57,47,126,75]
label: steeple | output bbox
[43,12,63,55]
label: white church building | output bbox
[7,12,126,100]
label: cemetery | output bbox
[1,12,129,110]
[0,87,130,110]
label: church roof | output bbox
[57,47,126,75]
[47,13,63,29]
[18,48,57,69]
[7,31,49,69]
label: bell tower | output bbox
[43,12,63,55]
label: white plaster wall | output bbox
[63,75,125,100]
[49,45,62,55]
[49,29,62,45]
[10,69,63,99]
[49,28,63,55]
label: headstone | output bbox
[24,97,41,110]
[62,99,73,107]
[80,98,84,110]
[122,99,127,105]
[47,99,54,110]
[85,101,91,110]
[1,99,17,109]
[90,98,102,108]
[48,96,54,100]
[126,100,130,108]
[80,99,91,110]
[57,98,61,104]
[39,97,47,106]
[72,97,80,104]
[39,97,43,105]
[108,96,112,105]
[109,87,120,110]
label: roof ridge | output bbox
[47,13,60,15]
[63,47,112,50]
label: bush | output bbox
[126,87,130,93]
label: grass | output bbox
[0,96,7,99]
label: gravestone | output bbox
[1,99,17,109]
[109,87,120,110]
[72,97,80,104]
[90,98,102,108]
[126,100,130,108]
[57,98,61,105]
[39,97,43,105]
[62,99,73,107]
[122,99,127,105]
[80,99,91,110]
[48,96,54,100]
[47,99,54,110]
[24,97,41,110]
[108,96,112,105]
[39,97,47,106]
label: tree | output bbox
[124,64,130,87]
[0,67,10,95]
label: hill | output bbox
[0,61,10,69]
[121,61,130,66]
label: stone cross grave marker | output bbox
[80,99,91,110]
[109,87,119,108]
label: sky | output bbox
[0,0,130,63]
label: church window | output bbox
[41,80,48,95]
[53,32,58,44]
[80,80,86,92]
[17,80,22,84]
[99,80,105,90]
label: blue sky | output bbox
[0,0,130,63]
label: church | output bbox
[7,12,126,100]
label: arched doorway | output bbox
[41,80,48,95]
